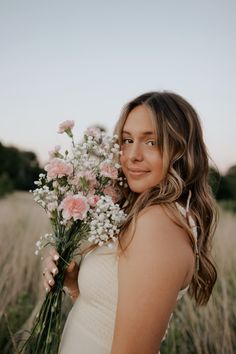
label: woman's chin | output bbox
[127,183,148,194]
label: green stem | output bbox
[58,254,70,266]
[35,294,53,353]
[19,226,86,354]
[44,294,54,353]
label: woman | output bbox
[43,91,217,354]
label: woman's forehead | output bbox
[122,105,156,135]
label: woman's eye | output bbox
[146,140,156,146]
[122,138,133,144]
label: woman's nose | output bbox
[128,142,143,162]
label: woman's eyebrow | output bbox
[122,130,155,136]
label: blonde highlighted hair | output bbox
[114,91,218,306]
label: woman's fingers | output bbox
[42,250,59,292]
[44,258,58,275]
[42,248,79,294]
[42,267,56,292]
[43,278,51,293]
[49,248,59,261]
[44,269,55,286]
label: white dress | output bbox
[59,203,198,354]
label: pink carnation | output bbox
[100,162,118,179]
[58,120,75,134]
[47,201,58,211]
[48,145,61,159]
[78,170,96,182]
[103,186,119,203]
[59,194,89,221]
[87,194,100,207]
[45,158,73,181]
[85,126,101,139]
[70,170,97,190]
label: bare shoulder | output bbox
[111,205,195,353]
[121,204,195,287]
[137,203,177,233]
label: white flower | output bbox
[87,195,126,247]
[36,241,41,248]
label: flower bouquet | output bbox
[19,121,126,354]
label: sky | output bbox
[0,0,235,174]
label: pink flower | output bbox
[85,126,101,139]
[70,170,97,190]
[45,158,73,181]
[47,201,58,211]
[100,162,118,179]
[103,186,119,203]
[87,194,100,207]
[78,170,96,182]
[58,120,75,134]
[48,145,61,159]
[59,194,89,221]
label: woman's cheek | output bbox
[119,154,125,168]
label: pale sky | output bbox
[0,0,235,174]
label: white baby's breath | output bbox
[32,124,126,256]
[87,195,126,247]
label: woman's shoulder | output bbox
[122,204,195,283]
[138,203,170,221]
[137,203,185,239]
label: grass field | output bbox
[0,192,235,353]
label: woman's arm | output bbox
[110,205,194,354]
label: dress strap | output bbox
[186,189,192,213]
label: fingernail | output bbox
[53,268,58,275]
[54,254,59,261]
[46,287,49,293]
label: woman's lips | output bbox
[127,169,149,177]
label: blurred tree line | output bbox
[0,142,43,197]
[209,165,236,212]
[0,141,236,206]
[209,166,236,200]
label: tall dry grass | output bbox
[161,207,236,354]
[0,192,235,353]
[0,192,51,315]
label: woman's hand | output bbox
[42,248,80,300]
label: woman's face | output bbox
[120,105,164,194]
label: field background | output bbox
[0,191,236,353]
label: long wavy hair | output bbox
[113,91,218,306]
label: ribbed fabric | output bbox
[59,204,197,354]
[59,243,119,354]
